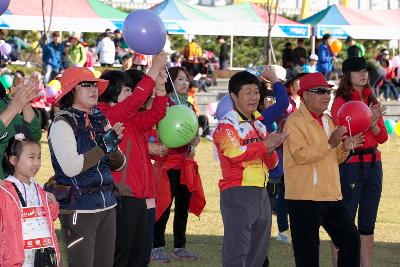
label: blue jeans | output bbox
[276,176,289,232]
[43,64,59,86]
[382,81,398,99]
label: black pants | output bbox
[198,115,210,136]
[59,208,116,267]
[101,63,113,67]
[153,169,191,248]
[143,208,155,267]
[287,200,360,267]
[113,197,147,267]
[33,107,50,130]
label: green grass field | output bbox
[36,137,400,266]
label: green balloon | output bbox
[384,119,395,135]
[0,74,13,89]
[158,105,199,148]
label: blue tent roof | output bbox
[151,0,185,20]
[300,5,349,25]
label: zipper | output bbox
[97,162,106,208]
[246,120,268,187]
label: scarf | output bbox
[169,93,190,107]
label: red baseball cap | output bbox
[298,72,333,97]
[56,67,108,103]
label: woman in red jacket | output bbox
[330,57,387,267]
[152,66,206,262]
[97,52,168,267]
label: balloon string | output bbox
[346,116,354,153]
[165,66,181,105]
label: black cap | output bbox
[342,57,368,73]
[285,66,306,87]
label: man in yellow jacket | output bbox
[283,72,364,267]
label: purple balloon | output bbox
[122,9,166,55]
[46,85,58,98]
[0,0,10,16]
[216,94,233,120]
[0,43,11,55]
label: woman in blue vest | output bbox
[48,67,125,267]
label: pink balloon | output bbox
[0,0,10,16]
[0,43,12,56]
[46,85,59,98]
[207,102,218,116]
[392,56,400,68]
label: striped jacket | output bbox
[213,109,279,192]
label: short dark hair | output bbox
[345,36,354,43]
[98,71,131,104]
[52,32,60,37]
[297,39,305,44]
[124,69,145,89]
[228,71,260,96]
[165,66,190,94]
[122,54,131,61]
[285,42,292,48]
[322,34,331,42]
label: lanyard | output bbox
[18,180,41,207]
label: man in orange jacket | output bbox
[283,72,364,267]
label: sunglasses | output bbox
[78,82,97,87]
[308,88,332,95]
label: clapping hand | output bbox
[370,103,386,128]
[11,76,40,111]
[263,132,289,154]
[343,133,365,151]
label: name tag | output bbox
[22,206,53,250]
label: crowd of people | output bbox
[282,34,400,102]
[0,28,390,267]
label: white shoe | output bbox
[277,231,291,244]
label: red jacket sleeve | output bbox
[132,95,168,133]
[374,116,388,144]
[330,97,346,126]
[100,75,155,124]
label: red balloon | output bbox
[337,101,372,135]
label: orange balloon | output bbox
[330,39,342,53]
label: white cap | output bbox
[309,54,318,61]
[271,65,287,81]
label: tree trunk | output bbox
[265,26,274,65]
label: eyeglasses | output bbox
[78,82,97,87]
[308,88,332,95]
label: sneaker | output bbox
[171,247,197,261]
[151,247,171,263]
[276,231,291,244]
[204,135,213,141]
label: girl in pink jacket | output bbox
[0,132,60,266]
